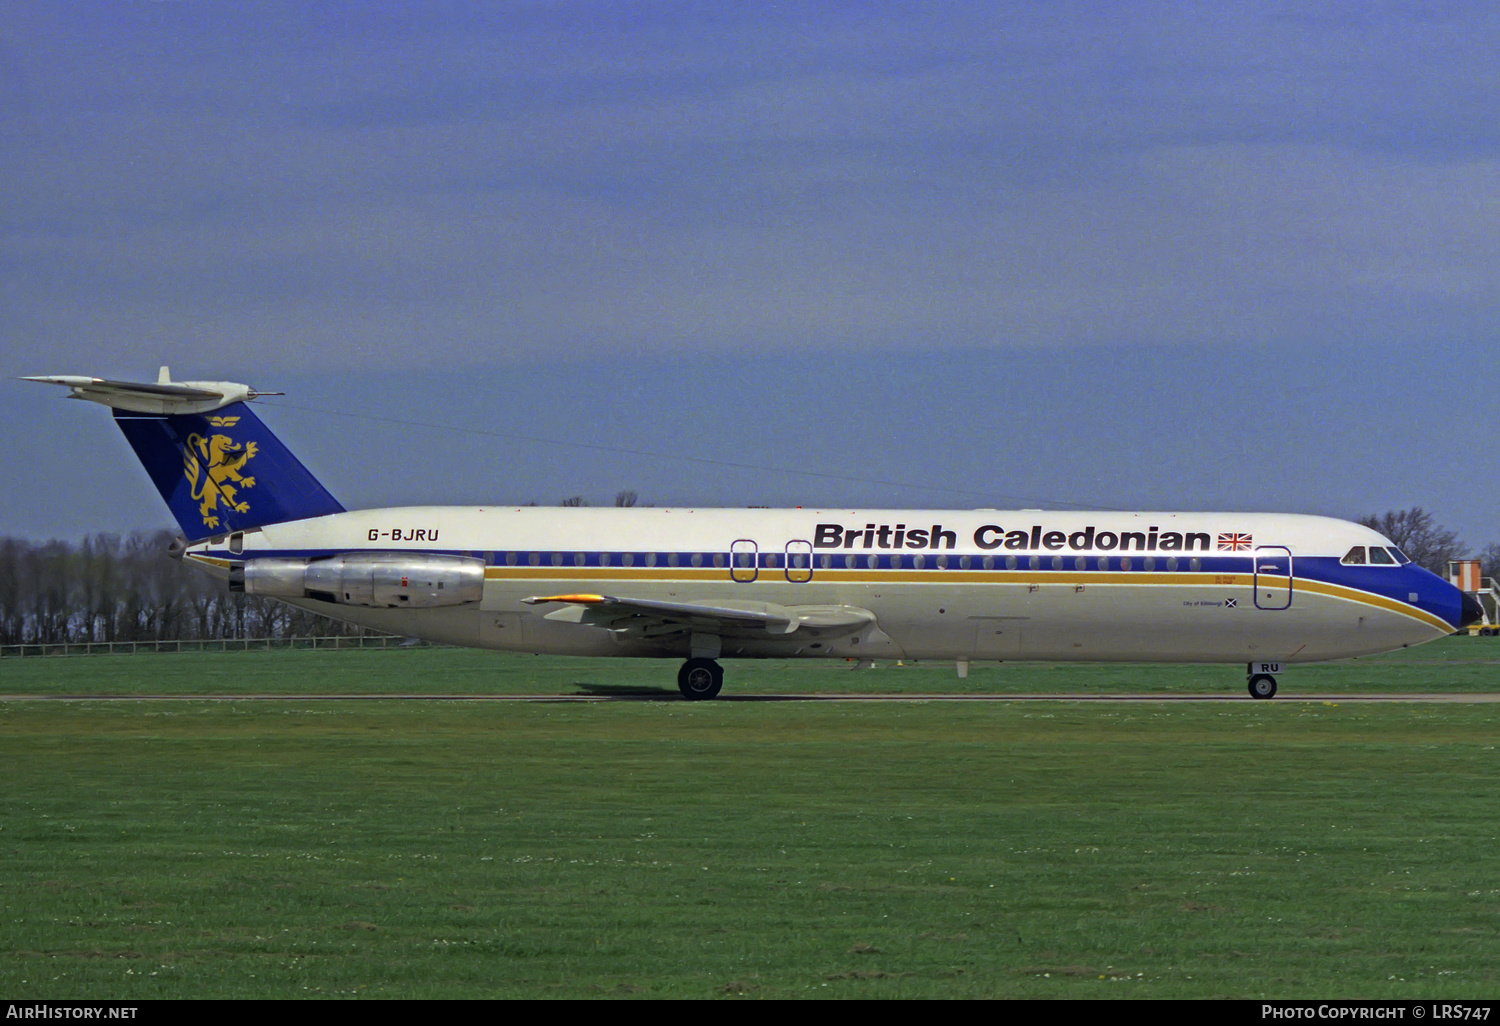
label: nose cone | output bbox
[1459,590,1485,629]
[1458,588,1482,630]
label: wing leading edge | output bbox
[524,593,876,641]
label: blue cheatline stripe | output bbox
[196,546,1253,574]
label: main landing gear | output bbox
[678,657,724,700]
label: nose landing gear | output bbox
[1246,661,1282,700]
[1247,673,1278,699]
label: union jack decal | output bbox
[1217,532,1253,551]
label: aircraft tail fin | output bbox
[25,369,343,541]
[114,403,345,540]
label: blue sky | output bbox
[3,2,1498,548]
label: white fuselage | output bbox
[184,506,1460,665]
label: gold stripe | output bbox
[1296,579,1452,634]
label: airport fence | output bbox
[0,634,419,658]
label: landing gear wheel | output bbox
[678,657,724,700]
[1247,674,1278,700]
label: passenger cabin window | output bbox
[1341,546,1366,565]
[1368,546,1397,565]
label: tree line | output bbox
[0,532,369,646]
[1,507,1494,646]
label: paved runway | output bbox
[4,692,1499,703]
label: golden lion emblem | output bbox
[183,431,259,529]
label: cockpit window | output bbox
[1390,547,1411,564]
[1341,546,1366,565]
[1368,546,1396,565]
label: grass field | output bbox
[2,642,1498,998]
[4,635,1500,697]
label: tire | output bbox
[678,657,724,700]
[1247,674,1277,700]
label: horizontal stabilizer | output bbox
[22,366,279,415]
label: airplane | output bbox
[23,368,1483,700]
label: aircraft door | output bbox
[785,540,813,583]
[1253,546,1293,610]
[730,539,759,583]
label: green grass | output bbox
[3,635,1498,697]
[1,645,1498,998]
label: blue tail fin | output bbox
[113,402,344,540]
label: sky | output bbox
[2,1,1498,549]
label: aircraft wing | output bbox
[524,593,875,640]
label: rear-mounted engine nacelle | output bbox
[230,552,485,608]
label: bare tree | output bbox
[28,541,71,643]
[1357,508,1466,575]
[0,538,22,644]
[560,496,588,507]
[1477,542,1500,584]
[614,490,638,508]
